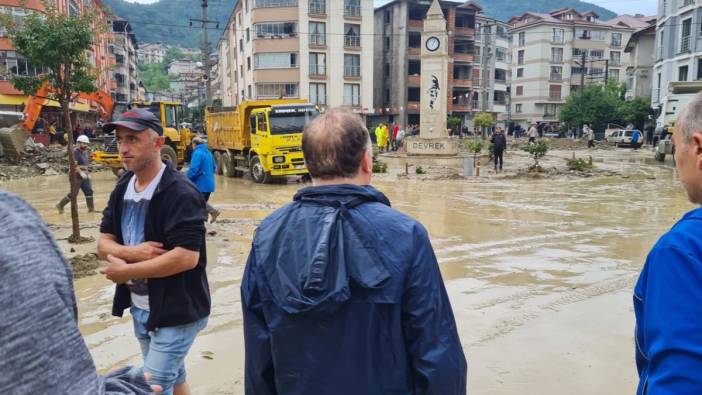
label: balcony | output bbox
[453,53,473,63]
[408,19,423,30]
[455,26,474,38]
[344,4,361,18]
[309,33,326,47]
[344,35,361,48]
[344,65,360,78]
[309,1,326,16]
[551,38,565,45]
[494,78,507,84]
[549,73,563,82]
[309,64,326,77]
[408,46,420,56]
[453,78,472,87]
[549,93,561,101]
[451,101,472,112]
[681,36,691,53]
[610,60,621,67]
[611,41,622,49]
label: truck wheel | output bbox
[654,150,665,162]
[250,155,270,184]
[222,152,237,178]
[160,145,177,166]
[214,151,223,175]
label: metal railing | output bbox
[344,65,360,77]
[682,36,691,53]
[549,73,563,82]
[549,93,561,101]
[309,64,326,76]
[344,35,360,47]
[551,37,565,44]
[309,33,326,46]
[344,4,361,17]
[551,56,563,63]
[309,0,326,15]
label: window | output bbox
[517,50,524,65]
[407,87,420,101]
[611,32,622,47]
[309,22,326,46]
[493,90,506,104]
[544,103,559,116]
[552,28,565,44]
[496,26,507,39]
[409,32,421,48]
[240,65,243,78]
[494,69,507,82]
[384,36,391,51]
[591,31,606,41]
[344,54,360,77]
[384,9,391,24]
[609,69,620,81]
[254,22,298,37]
[254,0,297,7]
[550,66,563,81]
[256,83,298,98]
[0,50,44,78]
[496,47,507,62]
[517,68,524,78]
[239,39,243,52]
[344,24,360,47]
[698,58,702,80]
[246,28,250,42]
[610,51,621,66]
[309,83,326,105]
[515,103,522,113]
[576,29,591,39]
[309,52,326,75]
[516,86,524,96]
[344,0,361,17]
[247,56,251,70]
[309,0,326,15]
[344,83,360,106]
[245,0,249,12]
[383,63,389,78]
[69,0,79,18]
[248,84,252,98]
[682,18,692,52]
[680,65,689,81]
[590,50,604,59]
[408,59,420,75]
[573,48,588,57]
[518,32,525,46]
[551,47,563,63]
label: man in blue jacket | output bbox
[241,108,467,395]
[635,92,702,394]
[187,136,220,223]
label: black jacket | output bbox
[100,164,210,331]
[491,133,507,151]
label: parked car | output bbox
[606,129,642,147]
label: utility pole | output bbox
[579,52,586,96]
[190,0,218,107]
[480,22,493,138]
[604,59,609,83]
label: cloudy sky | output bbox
[125,0,659,17]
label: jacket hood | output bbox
[255,184,392,314]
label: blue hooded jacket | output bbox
[635,207,702,394]
[241,184,467,395]
[187,143,216,193]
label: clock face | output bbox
[426,36,440,52]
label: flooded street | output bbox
[1,148,694,394]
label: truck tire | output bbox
[250,155,271,184]
[214,151,223,175]
[222,152,237,178]
[160,145,178,166]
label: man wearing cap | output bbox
[97,109,210,395]
[56,134,95,213]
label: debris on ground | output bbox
[69,253,100,279]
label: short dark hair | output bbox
[302,108,370,179]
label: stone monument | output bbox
[406,0,458,156]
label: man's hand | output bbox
[100,254,132,284]
[125,241,167,262]
[144,372,163,394]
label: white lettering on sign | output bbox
[412,142,446,150]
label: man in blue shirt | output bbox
[635,92,702,394]
[241,108,467,395]
[187,137,219,223]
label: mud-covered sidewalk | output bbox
[1,144,691,395]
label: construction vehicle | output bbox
[653,82,702,161]
[206,100,319,183]
[0,81,114,159]
[92,101,194,174]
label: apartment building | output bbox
[508,8,652,128]
[110,18,140,108]
[137,43,168,65]
[652,0,702,112]
[218,0,374,114]
[472,3,511,128]
[373,0,476,126]
[624,23,656,100]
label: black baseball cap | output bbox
[103,108,163,135]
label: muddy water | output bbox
[1,152,694,395]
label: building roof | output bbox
[603,14,656,29]
[374,0,462,12]
[624,22,656,52]
[509,8,654,31]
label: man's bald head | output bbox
[302,108,371,180]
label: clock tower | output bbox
[419,0,448,140]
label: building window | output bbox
[409,32,421,48]
[384,9,391,24]
[515,103,522,113]
[69,0,79,18]
[0,50,45,79]
[698,58,702,80]
[518,32,525,46]
[544,103,559,116]
[679,65,689,81]
[254,0,297,7]
[254,53,298,69]
[246,28,250,42]
[309,83,326,105]
[248,84,252,98]
[309,0,326,15]
[344,24,361,47]
[408,87,420,102]
[551,47,563,63]
[343,83,360,106]
[309,52,326,75]
[247,56,251,70]
[552,28,565,44]
[517,68,524,78]
[494,90,506,104]
[240,65,243,78]
[496,47,507,62]
[611,32,622,47]
[309,22,326,46]
[590,49,604,59]
[384,36,391,51]
[682,18,692,52]
[254,22,298,38]
[550,66,563,81]
[573,48,588,57]
[239,39,243,52]
[344,54,360,77]
[609,69,620,81]
[256,82,298,98]
[494,68,507,82]
[383,62,389,78]
[516,86,523,96]
[344,0,361,17]
[610,51,621,66]
[517,50,524,65]
[591,31,605,41]
[577,29,591,40]
[408,59,420,75]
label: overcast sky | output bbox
[125,0,659,17]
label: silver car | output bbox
[607,130,642,147]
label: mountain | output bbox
[101,0,617,48]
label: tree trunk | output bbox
[62,99,80,240]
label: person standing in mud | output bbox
[585,124,595,148]
[97,109,210,395]
[56,134,95,214]
[634,92,702,394]
[491,127,507,173]
[187,136,220,223]
[528,123,538,144]
[241,108,467,395]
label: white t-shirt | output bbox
[121,163,166,311]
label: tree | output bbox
[3,3,103,242]
[447,116,461,134]
[620,97,652,130]
[473,112,495,138]
[163,46,185,67]
[559,80,629,133]
[521,140,549,171]
[139,63,171,91]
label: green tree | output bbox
[447,116,462,134]
[2,3,102,242]
[620,97,652,130]
[559,80,625,133]
[521,140,550,171]
[473,112,495,138]
[139,63,170,91]
[163,46,185,67]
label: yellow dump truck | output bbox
[93,101,193,174]
[206,100,319,183]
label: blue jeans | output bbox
[130,307,208,395]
